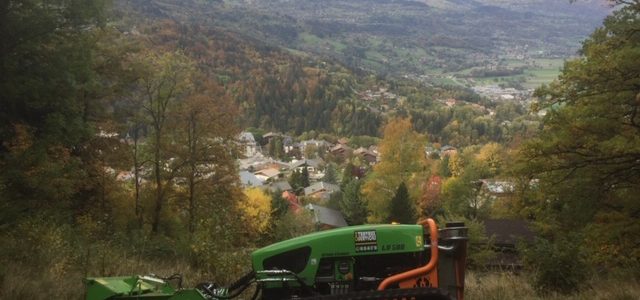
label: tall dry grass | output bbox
[3,257,639,299]
[0,254,237,300]
[2,263,186,299]
[465,271,640,300]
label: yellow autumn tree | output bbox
[238,188,272,235]
[448,153,465,177]
[474,142,506,177]
[362,118,429,223]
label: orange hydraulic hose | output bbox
[377,218,439,291]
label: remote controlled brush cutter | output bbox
[85,218,468,300]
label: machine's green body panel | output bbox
[251,224,425,286]
[169,289,211,300]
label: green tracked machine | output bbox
[85,219,468,300]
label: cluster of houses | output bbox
[237,131,382,229]
[424,144,458,158]
[354,87,407,113]
[239,132,379,165]
[356,87,399,102]
[438,98,494,116]
[471,85,533,103]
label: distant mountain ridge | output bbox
[214,0,610,75]
[120,0,610,75]
[421,0,609,13]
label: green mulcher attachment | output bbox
[85,219,468,300]
[85,270,258,300]
[84,275,203,300]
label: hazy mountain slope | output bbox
[117,0,609,77]
[216,0,610,75]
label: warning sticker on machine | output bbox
[354,230,378,252]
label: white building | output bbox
[239,132,259,157]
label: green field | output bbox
[365,50,388,63]
[432,76,462,86]
[299,33,347,52]
[297,29,565,90]
[522,58,564,89]
[451,58,564,89]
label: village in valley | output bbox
[236,131,380,229]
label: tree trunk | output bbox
[133,126,143,227]
[188,114,197,234]
[152,126,163,233]
[188,172,195,233]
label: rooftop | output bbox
[304,181,340,196]
[484,219,534,246]
[305,204,348,228]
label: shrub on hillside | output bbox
[523,236,589,294]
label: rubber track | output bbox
[293,287,451,300]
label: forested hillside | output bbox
[128,18,382,136]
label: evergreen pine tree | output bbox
[323,163,338,184]
[439,155,452,177]
[341,163,355,187]
[289,170,302,192]
[301,167,310,187]
[273,137,285,159]
[268,139,276,157]
[340,179,368,225]
[270,190,289,219]
[387,182,416,224]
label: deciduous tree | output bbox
[239,188,272,236]
[135,50,195,233]
[174,77,240,233]
[362,118,428,222]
